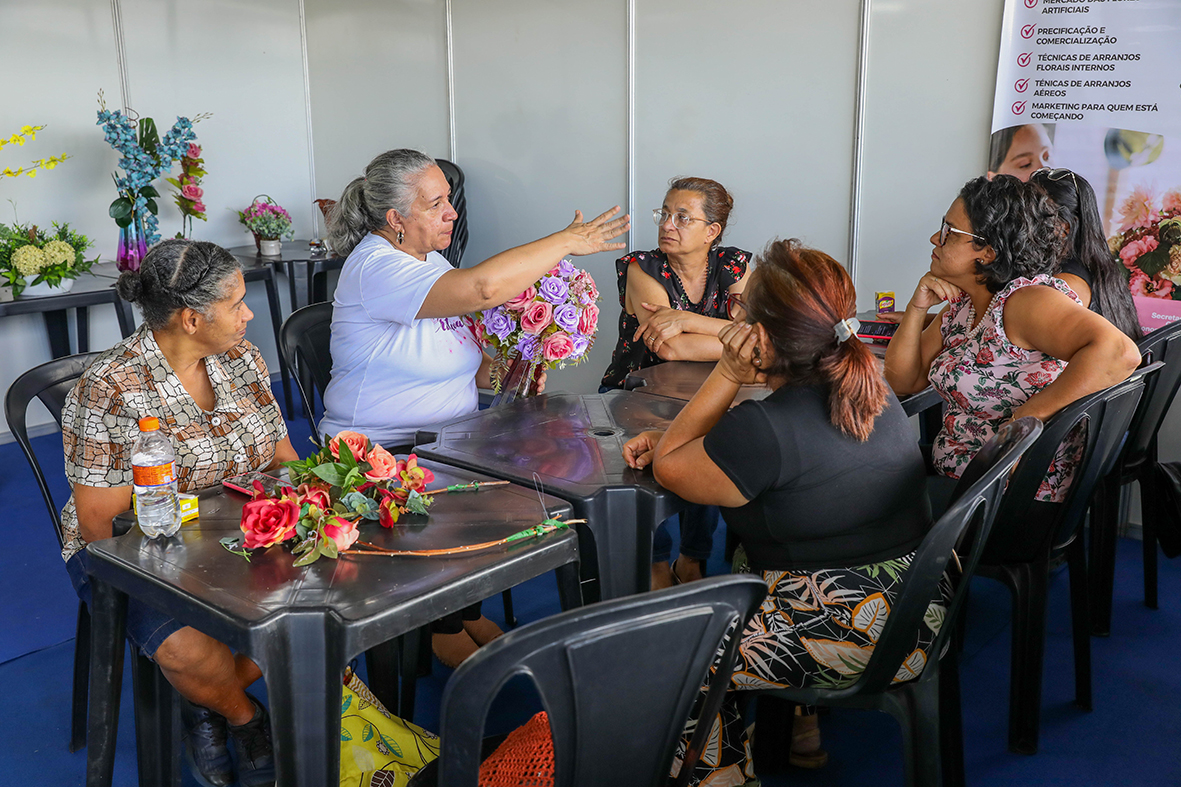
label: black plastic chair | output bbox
[436,158,468,269]
[1090,320,1181,634]
[5,352,100,751]
[974,368,1152,754]
[426,575,766,786]
[279,301,334,446]
[756,418,1041,787]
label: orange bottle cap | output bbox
[138,416,160,431]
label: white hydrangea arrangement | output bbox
[0,223,96,296]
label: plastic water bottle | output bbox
[132,416,182,538]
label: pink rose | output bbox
[322,516,360,551]
[187,143,202,159]
[542,332,574,361]
[1130,269,1173,299]
[521,301,554,335]
[181,184,203,200]
[577,303,599,336]
[1120,235,1159,267]
[192,201,206,214]
[240,497,300,549]
[504,286,537,312]
[364,444,398,481]
[329,430,368,462]
[295,483,332,511]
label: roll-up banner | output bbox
[990,0,1181,334]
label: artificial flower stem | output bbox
[344,518,583,558]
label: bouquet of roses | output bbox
[235,431,436,566]
[1109,185,1181,300]
[474,259,600,402]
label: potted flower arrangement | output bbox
[238,195,294,256]
[0,222,96,298]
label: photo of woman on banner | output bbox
[988,123,1055,181]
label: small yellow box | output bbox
[133,493,199,522]
[875,291,896,314]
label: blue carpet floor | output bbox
[2,383,1180,785]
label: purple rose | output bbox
[516,334,540,361]
[556,258,577,278]
[538,275,569,305]
[483,307,515,342]
[570,335,590,358]
[553,301,579,333]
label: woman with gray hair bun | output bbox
[61,239,297,787]
[320,148,629,666]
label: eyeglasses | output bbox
[652,209,712,230]
[1034,167,1080,194]
[726,291,747,321]
[938,219,987,247]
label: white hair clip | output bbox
[834,317,861,343]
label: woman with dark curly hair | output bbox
[1030,167,1142,340]
[886,175,1139,506]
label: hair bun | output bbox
[115,270,144,304]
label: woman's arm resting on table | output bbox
[417,207,629,319]
[1003,286,1141,421]
[625,263,729,358]
[73,484,134,544]
[884,274,957,395]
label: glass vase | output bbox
[117,213,149,272]
[489,353,542,408]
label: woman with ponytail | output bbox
[623,240,939,784]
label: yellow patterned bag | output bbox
[341,667,440,786]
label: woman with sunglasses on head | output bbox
[885,175,1139,515]
[61,239,298,787]
[600,177,752,589]
[1030,167,1142,340]
[623,240,939,783]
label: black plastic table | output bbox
[415,390,690,603]
[84,460,580,787]
[229,241,344,312]
[3,263,135,358]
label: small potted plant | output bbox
[0,222,97,298]
[238,195,294,256]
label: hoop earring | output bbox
[396,230,404,245]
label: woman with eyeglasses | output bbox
[623,240,939,783]
[885,175,1139,514]
[60,239,297,787]
[1030,167,1142,340]
[600,177,752,589]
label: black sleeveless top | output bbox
[599,246,750,389]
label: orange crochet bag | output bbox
[478,711,555,787]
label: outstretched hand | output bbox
[562,206,630,257]
[717,321,768,386]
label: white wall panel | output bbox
[305,0,451,208]
[451,0,628,394]
[855,0,1004,310]
[634,0,861,264]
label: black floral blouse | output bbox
[600,246,750,389]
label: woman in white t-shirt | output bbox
[321,148,629,665]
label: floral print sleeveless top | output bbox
[929,275,1083,503]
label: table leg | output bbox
[258,611,343,787]
[554,559,583,611]
[43,309,72,358]
[131,650,178,787]
[262,272,295,417]
[87,578,127,787]
[291,261,310,312]
[76,307,90,353]
[114,297,136,339]
[363,639,401,715]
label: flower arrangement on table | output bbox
[1110,185,1181,300]
[165,143,207,239]
[229,430,579,567]
[1,124,69,179]
[0,222,96,297]
[238,195,294,252]
[474,258,600,403]
[96,91,210,270]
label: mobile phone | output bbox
[856,320,899,342]
[223,471,284,497]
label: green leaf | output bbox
[145,198,159,216]
[341,694,352,713]
[340,728,352,742]
[310,463,347,487]
[320,535,339,559]
[337,441,357,469]
[138,118,160,155]
[293,544,322,566]
[1135,248,1171,278]
[109,197,132,224]
[379,733,404,758]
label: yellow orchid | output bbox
[1,125,66,179]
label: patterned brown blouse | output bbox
[59,324,287,561]
[600,246,750,389]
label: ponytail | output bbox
[327,148,436,258]
[820,339,887,442]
